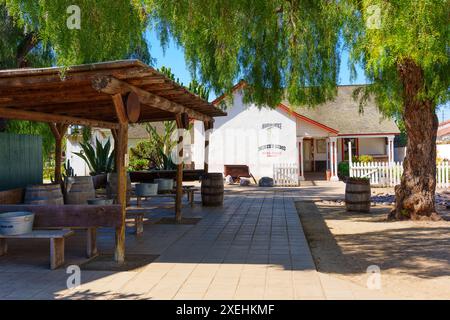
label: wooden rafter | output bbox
[92,76,213,122]
[0,106,119,129]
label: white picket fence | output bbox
[350,161,450,188]
[273,163,299,186]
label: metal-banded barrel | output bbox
[24,184,64,205]
[65,176,95,204]
[106,173,132,205]
[201,173,224,207]
[345,178,371,212]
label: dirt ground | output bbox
[296,201,450,299]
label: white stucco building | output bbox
[193,83,400,182]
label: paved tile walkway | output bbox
[0,186,389,299]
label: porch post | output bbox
[329,137,339,181]
[348,140,353,177]
[203,121,213,174]
[387,136,394,163]
[298,137,305,181]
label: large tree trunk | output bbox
[389,59,440,221]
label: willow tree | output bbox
[148,0,449,220]
[2,0,148,66]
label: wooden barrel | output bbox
[106,173,132,205]
[24,184,64,205]
[65,176,96,204]
[201,173,224,206]
[345,178,371,212]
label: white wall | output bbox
[66,129,109,176]
[194,91,298,180]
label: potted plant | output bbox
[73,137,115,189]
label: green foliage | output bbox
[147,0,449,113]
[188,79,210,100]
[0,3,54,68]
[342,0,449,115]
[129,140,155,171]
[145,122,177,170]
[2,0,149,66]
[158,66,182,84]
[148,0,343,108]
[338,161,350,178]
[63,159,75,180]
[158,66,210,100]
[74,137,115,175]
[128,158,150,171]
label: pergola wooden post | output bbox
[111,94,129,263]
[175,113,189,222]
[203,121,213,174]
[48,123,68,186]
[110,129,119,171]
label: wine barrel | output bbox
[24,184,64,205]
[345,178,371,212]
[201,173,224,206]
[65,176,96,204]
[106,173,132,205]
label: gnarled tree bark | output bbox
[389,58,440,221]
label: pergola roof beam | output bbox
[92,76,213,122]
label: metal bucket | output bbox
[87,199,114,205]
[135,183,158,197]
[154,179,174,193]
[0,211,35,235]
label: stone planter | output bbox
[135,183,158,197]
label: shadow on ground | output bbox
[296,201,450,279]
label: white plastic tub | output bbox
[0,211,35,236]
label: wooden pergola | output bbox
[0,60,226,263]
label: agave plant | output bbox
[145,122,178,170]
[74,137,115,175]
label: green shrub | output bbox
[128,158,149,171]
[355,154,374,163]
[338,161,349,178]
[73,137,114,175]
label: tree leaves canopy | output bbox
[2,0,149,66]
[147,0,449,114]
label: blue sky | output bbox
[147,30,450,122]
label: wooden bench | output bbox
[0,229,74,269]
[0,204,122,261]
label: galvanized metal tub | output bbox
[87,199,114,205]
[154,179,174,193]
[0,211,35,235]
[135,183,158,197]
